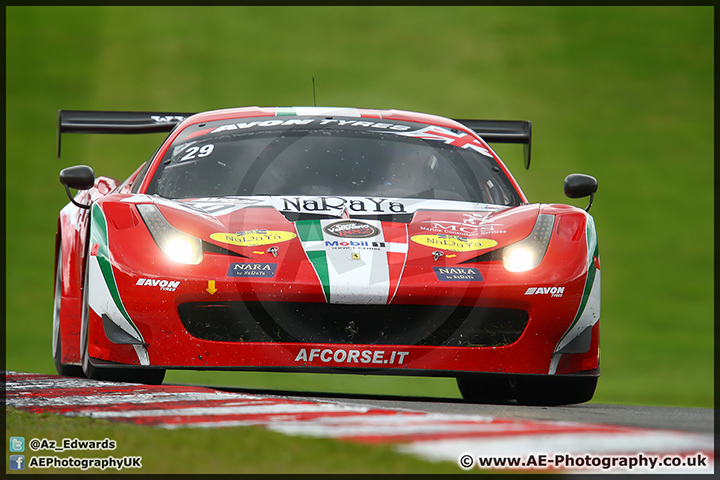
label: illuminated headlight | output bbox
[502,214,555,272]
[503,246,535,272]
[137,204,203,264]
[164,238,198,264]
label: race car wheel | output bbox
[53,246,84,377]
[80,257,165,385]
[513,375,598,406]
[457,375,515,404]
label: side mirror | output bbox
[564,174,598,212]
[60,165,95,190]
[60,165,95,209]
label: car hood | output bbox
[125,195,541,304]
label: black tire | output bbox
[514,375,598,406]
[80,254,165,385]
[54,337,86,378]
[457,374,516,404]
[53,245,85,378]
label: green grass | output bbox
[5,407,466,474]
[5,4,713,415]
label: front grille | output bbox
[178,301,528,347]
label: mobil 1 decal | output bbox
[295,219,408,305]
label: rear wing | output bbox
[454,119,532,169]
[57,110,532,168]
[57,110,194,158]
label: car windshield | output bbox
[147,117,521,206]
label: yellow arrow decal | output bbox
[207,280,218,295]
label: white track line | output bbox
[4,372,713,473]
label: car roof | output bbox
[181,106,473,134]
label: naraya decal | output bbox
[210,229,296,247]
[276,197,407,215]
[294,347,409,365]
[433,267,483,282]
[136,278,180,292]
[323,220,380,238]
[525,286,565,297]
[411,234,497,252]
[227,262,277,278]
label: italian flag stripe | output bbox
[296,220,331,301]
[90,204,143,338]
[306,250,331,302]
[295,219,324,242]
[295,219,408,305]
[554,216,600,353]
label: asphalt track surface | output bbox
[210,384,715,434]
[6,372,714,473]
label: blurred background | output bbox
[5,6,713,408]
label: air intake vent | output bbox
[178,301,528,347]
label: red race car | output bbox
[54,106,600,405]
